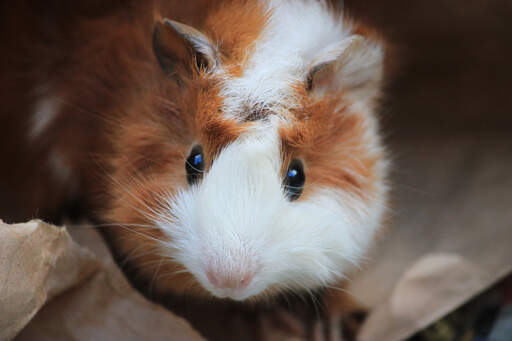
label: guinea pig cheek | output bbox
[265,188,383,292]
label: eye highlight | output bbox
[284,159,305,200]
[186,145,204,185]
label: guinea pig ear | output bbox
[153,18,219,76]
[308,35,383,109]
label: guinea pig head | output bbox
[104,1,388,302]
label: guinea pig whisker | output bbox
[155,271,184,282]
[71,222,158,229]
[102,170,163,222]
[120,249,161,268]
[149,257,165,297]
[60,99,120,125]
[183,157,206,174]
[119,244,152,267]
[105,224,164,244]
[68,222,165,246]
[99,176,157,222]
[283,185,305,190]
[131,258,170,271]
[306,288,324,320]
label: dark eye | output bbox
[186,145,204,185]
[284,159,305,200]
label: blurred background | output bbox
[345,0,512,132]
[342,1,512,339]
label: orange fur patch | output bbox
[205,0,268,74]
[195,82,248,161]
[280,94,379,200]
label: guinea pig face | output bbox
[157,118,387,301]
[106,1,388,301]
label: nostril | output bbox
[222,271,254,290]
[239,272,253,289]
[220,272,253,289]
[206,269,219,287]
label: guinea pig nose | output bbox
[206,268,253,290]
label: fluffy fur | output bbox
[1,0,388,305]
[218,0,352,120]
[157,124,386,300]
[146,0,388,301]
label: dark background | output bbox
[344,0,512,133]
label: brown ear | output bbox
[153,18,219,77]
[309,35,383,109]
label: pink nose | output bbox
[206,268,254,290]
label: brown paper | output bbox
[0,220,98,340]
[0,220,204,341]
[358,253,509,341]
[350,132,512,340]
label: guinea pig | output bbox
[0,0,388,335]
[115,0,388,302]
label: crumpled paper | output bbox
[359,253,510,341]
[0,220,98,340]
[0,220,204,341]
[350,131,512,340]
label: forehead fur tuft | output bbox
[211,0,350,120]
[205,0,268,70]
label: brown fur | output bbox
[205,0,267,75]
[0,0,381,292]
[195,82,248,160]
[280,93,380,201]
[1,2,383,340]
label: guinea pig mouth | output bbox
[198,264,264,301]
[199,278,265,301]
[204,281,290,302]
[207,287,256,301]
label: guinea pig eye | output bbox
[284,159,305,200]
[186,145,204,185]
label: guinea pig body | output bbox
[1,0,388,310]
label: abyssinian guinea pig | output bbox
[1,0,388,315]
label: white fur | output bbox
[30,87,73,184]
[154,0,388,300]
[217,0,352,120]
[30,95,60,139]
